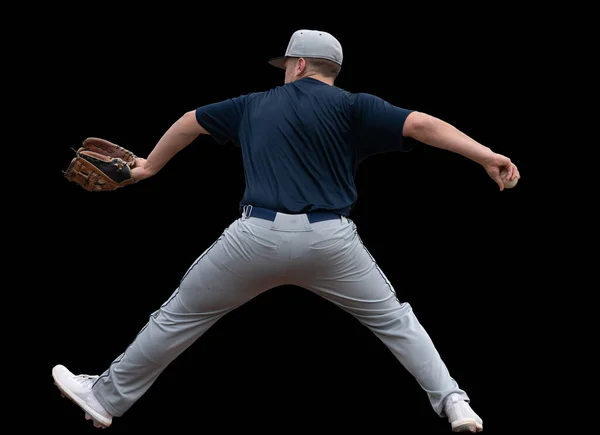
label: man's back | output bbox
[195,77,414,216]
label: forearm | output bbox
[143,111,203,175]
[407,112,494,165]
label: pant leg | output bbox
[92,217,287,417]
[294,218,468,417]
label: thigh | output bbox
[298,220,402,313]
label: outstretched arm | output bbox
[403,111,520,190]
[131,110,209,181]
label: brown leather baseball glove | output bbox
[64,137,138,192]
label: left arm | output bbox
[131,110,209,181]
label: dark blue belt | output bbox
[243,206,341,224]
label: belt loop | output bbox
[303,214,312,231]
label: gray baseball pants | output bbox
[92,210,469,417]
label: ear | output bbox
[296,57,308,74]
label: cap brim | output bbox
[268,56,286,70]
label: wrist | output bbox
[472,147,495,166]
[131,158,157,181]
[139,158,161,177]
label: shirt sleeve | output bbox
[352,92,415,160]
[195,94,249,146]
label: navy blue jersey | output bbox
[195,77,414,216]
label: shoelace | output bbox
[75,374,99,388]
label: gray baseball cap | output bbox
[268,29,343,70]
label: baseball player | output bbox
[53,29,519,432]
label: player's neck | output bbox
[297,73,334,86]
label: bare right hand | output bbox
[481,153,520,191]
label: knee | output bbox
[365,302,418,328]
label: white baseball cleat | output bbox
[444,393,483,432]
[52,364,113,428]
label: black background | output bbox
[34,6,539,434]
